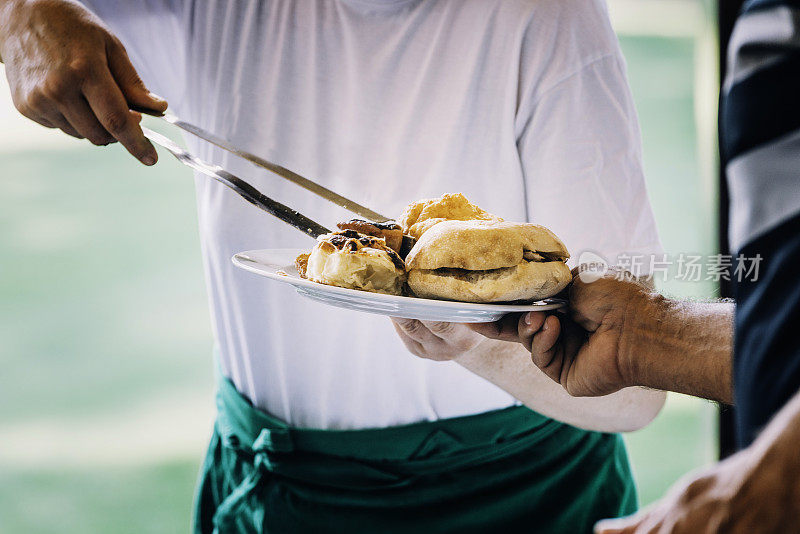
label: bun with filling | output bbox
[405,220,571,302]
[298,230,406,295]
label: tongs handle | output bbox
[133,105,392,223]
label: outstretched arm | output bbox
[596,386,800,533]
[0,0,167,164]
[392,318,666,433]
[473,269,734,403]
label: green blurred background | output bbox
[0,2,720,532]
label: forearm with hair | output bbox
[622,295,734,403]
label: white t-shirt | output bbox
[81,0,661,429]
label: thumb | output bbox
[106,39,168,113]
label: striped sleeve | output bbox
[722,0,800,447]
[722,0,800,253]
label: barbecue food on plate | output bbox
[399,192,503,240]
[294,192,571,302]
[405,220,571,302]
[298,230,406,295]
[336,219,404,253]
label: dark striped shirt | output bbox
[721,0,800,447]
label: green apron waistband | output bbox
[203,371,637,532]
[215,369,556,464]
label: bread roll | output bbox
[405,220,571,302]
[405,220,569,270]
[302,230,406,295]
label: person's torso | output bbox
[80,0,636,429]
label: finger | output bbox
[469,313,523,343]
[468,320,502,339]
[21,108,57,129]
[40,110,84,139]
[53,120,84,139]
[423,321,457,337]
[530,315,561,367]
[30,115,57,130]
[81,67,157,165]
[106,39,168,113]
[17,98,77,135]
[391,321,426,356]
[530,316,572,385]
[595,502,665,534]
[59,96,115,145]
[424,321,482,353]
[631,510,667,534]
[391,318,438,345]
[517,311,547,346]
[594,515,642,534]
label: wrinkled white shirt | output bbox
[81,0,661,429]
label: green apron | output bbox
[193,373,637,534]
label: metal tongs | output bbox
[134,106,391,239]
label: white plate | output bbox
[232,249,567,323]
